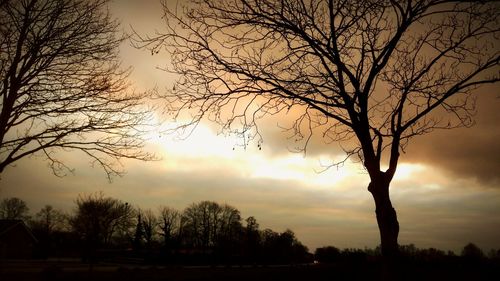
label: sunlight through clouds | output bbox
[392,163,426,181]
[153,125,240,159]
[148,122,362,189]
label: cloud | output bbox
[254,85,500,185]
[1,137,500,253]
[404,90,500,185]
[113,0,500,186]
[393,176,500,252]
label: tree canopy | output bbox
[0,0,153,179]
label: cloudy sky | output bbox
[1,0,499,254]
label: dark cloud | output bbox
[254,90,500,186]
[393,177,500,251]
[405,90,500,184]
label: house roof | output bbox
[0,219,38,243]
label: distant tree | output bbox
[279,229,309,262]
[244,216,261,260]
[158,206,181,249]
[399,243,418,258]
[340,248,369,263]
[217,204,243,243]
[30,205,68,234]
[139,0,500,261]
[487,249,500,260]
[0,197,29,220]
[315,246,341,263]
[70,192,135,248]
[181,201,242,251]
[215,203,243,256]
[29,205,69,256]
[461,242,484,260]
[418,247,447,262]
[133,213,145,251]
[140,209,158,248]
[261,228,309,263]
[0,0,153,179]
[245,216,259,233]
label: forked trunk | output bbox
[368,174,400,279]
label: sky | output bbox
[0,0,499,254]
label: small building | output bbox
[0,219,38,259]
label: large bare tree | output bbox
[0,0,153,179]
[138,0,500,259]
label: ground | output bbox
[0,259,498,281]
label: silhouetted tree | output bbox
[138,0,500,262]
[260,228,308,264]
[461,242,484,260]
[70,192,135,251]
[0,0,153,179]
[29,205,68,257]
[158,206,181,250]
[181,201,242,252]
[140,209,158,249]
[30,205,68,234]
[0,197,29,220]
[244,216,261,261]
[133,213,145,251]
[399,244,418,258]
[487,249,500,260]
[315,246,341,263]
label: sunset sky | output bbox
[0,0,499,254]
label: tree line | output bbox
[314,243,500,280]
[315,243,500,264]
[0,195,309,265]
[2,195,499,265]
[2,195,499,270]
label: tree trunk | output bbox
[368,174,400,279]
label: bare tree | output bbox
[29,204,69,256]
[137,0,500,261]
[0,0,153,179]
[0,196,29,220]
[139,208,158,248]
[30,204,68,234]
[158,206,181,248]
[70,192,135,247]
[181,201,242,251]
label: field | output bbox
[1,259,499,281]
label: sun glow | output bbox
[146,121,434,191]
[146,123,356,188]
[249,154,356,187]
[393,163,426,181]
[151,125,239,159]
